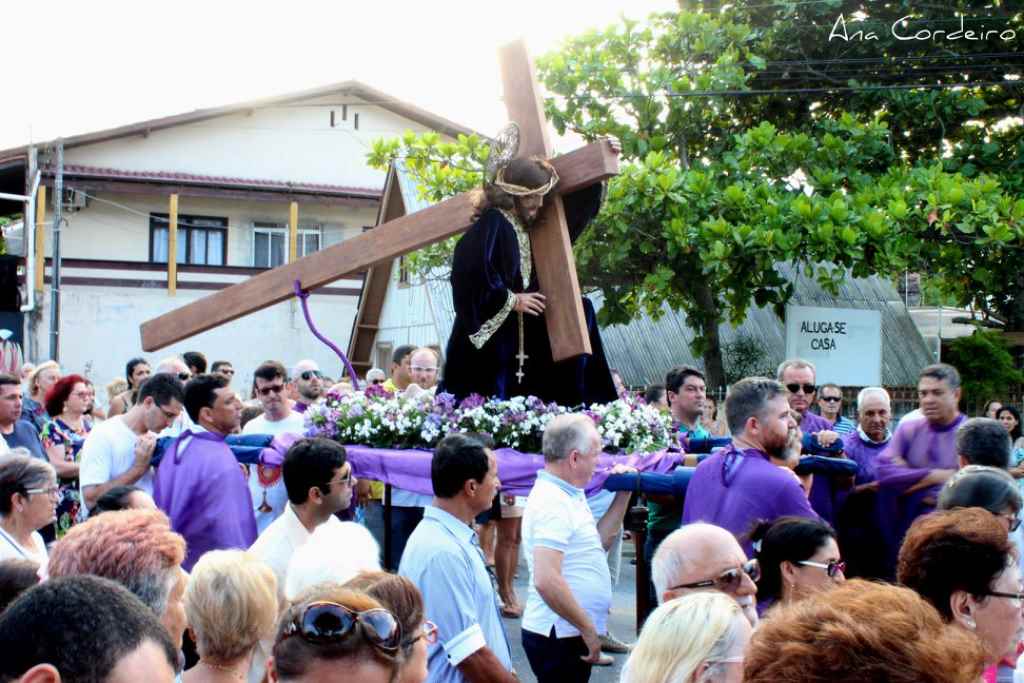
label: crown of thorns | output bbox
[485,122,559,197]
[493,160,559,197]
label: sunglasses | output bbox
[407,620,438,646]
[300,370,324,381]
[177,372,192,382]
[281,601,402,654]
[796,559,846,578]
[671,559,760,593]
[820,396,842,403]
[371,379,385,385]
[786,383,816,395]
[258,384,286,396]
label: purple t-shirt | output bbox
[682,444,819,555]
[153,430,258,571]
[842,430,890,485]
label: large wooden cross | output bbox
[140,40,618,362]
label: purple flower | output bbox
[459,393,486,411]
[434,392,457,413]
[364,383,394,400]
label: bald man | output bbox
[651,523,759,627]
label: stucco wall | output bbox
[63,94,431,188]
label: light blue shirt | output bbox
[399,505,513,682]
[522,470,612,638]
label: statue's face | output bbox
[515,194,545,226]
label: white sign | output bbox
[784,306,882,386]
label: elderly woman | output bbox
[39,373,93,537]
[47,508,189,651]
[268,585,402,683]
[183,550,278,683]
[345,571,432,683]
[751,516,845,615]
[0,452,57,563]
[744,580,986,682]
[621,592,749,683]
[898,508,1024,674]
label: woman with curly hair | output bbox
[744,579,986,682]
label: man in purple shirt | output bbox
[836,387,892,578]
[682,377,818,555]
[876,363,966,576]
[154,374,256,571]
[778,359,843,523]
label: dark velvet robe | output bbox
[439,184,617,406]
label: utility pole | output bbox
[49,140,62,362]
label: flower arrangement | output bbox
[306,387,673,454]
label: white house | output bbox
[0,81,478,393]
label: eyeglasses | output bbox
[406,620,438,646]
[300,370,324,381]
[671,559,760,593]
[820,396,842,403]
[322,471,354,489]
[258,384,286,396]
[281,601,402,654]
[177,372,192,382]
[983,590,1024,605]
[25,486,59,498]
[795,559,846,578]
[411,366,438,374]
[786,383,816,395]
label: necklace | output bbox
[200,660,246,680]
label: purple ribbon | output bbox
[293,279,361,390]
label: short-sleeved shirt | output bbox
[3,421,46,460]
[647,421,708,533]
[79,416,150,508]
[242,411,307,534]
[522,470,612,638]
[399,506,513,682]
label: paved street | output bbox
[501,536,641,682]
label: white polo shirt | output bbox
[522,470,612,638]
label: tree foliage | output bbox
[945,330,1024,407]
[370,2,1024,385]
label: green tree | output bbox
[945,330,1024,408]
[369,3,1024,386]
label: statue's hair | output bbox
[473,156,555,214]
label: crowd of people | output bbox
[2,345,1024,683]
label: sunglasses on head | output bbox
[281,601,402,654]
[300,370,324,381]
[258,384,286,396]
[796,559,846,578]
[671,559,760,593]
[786,383,816,395]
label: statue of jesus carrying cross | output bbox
[440,152,618,406]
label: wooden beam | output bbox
[139,143,616,351]
[289,201,299,264]
[499,39,589,362]
[35,185,46,290]
[167,194,178,295]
